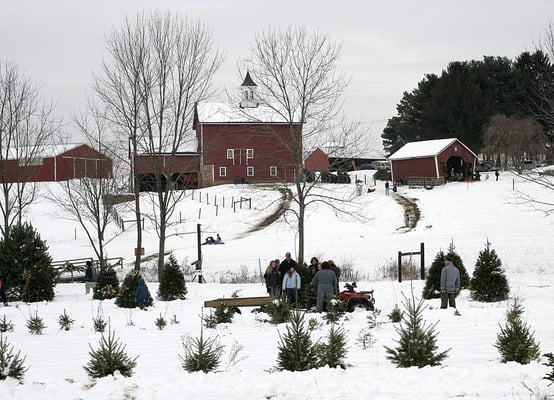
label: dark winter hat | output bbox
[285,252,291,257]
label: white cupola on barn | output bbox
[239,71,259,108]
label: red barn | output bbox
[0,143,112,183]
[304,148,329,172]
[389,138,477,184]
[134,152,200,191]
[194,73,302,186]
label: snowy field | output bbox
[2,169,554,399]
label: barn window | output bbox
[247,166,254,177]
[269,166,277,176]
[226,149,234,159]
[219,167,227,177]
[246,149,254,159]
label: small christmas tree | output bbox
[84,328,138,378]
[157,254,187,301]
[0,223,56,302]
[495,297,540,364]
[115,270,152,308]
[470,240,509,302]
[276,310,318,371]
[315,324,348,369]
[93,264,120,300]
[385,292,449,368]
[0,334,27,382]
[422,243,470,299]
[180,328,223,373]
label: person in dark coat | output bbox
[328,260,341,294]
[135,278,151,309]
[311,261,338,313]
[263,260,281,296]
[440,256,460,309]
[308,257,320,278]
[279,252,296,282]
[84,260,97,295]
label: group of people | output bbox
[203,234,223,245]
[263,252,342,312]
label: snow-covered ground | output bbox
[3,170,554,399]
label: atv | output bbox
[336,282,375,312]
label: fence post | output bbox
[206,193,209,205]
[215,204,219,216]
[198,208,202,219]
[420,242,425,280]
[398,251,402,283]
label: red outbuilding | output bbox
[304,148,329,172]
[0,143,112,183]
[194,72,302,186]
[388,138,477,184]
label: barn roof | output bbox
[7,143,90,159]
[388,138,476,160]
[195,102,300,124]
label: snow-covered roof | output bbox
[195,102,299,124]
[388,138,475,160]
[6,143,84,159]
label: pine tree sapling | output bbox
[316,325,348,369]
[0,315,14,333]
[543,352,554,385]
[58,309,75,331]
[495,297,540,364]
[84,328,138,378]
[265,297,292,324]
[180,330,224,373]
[26,312,46,335]
[388,304,403,323]
[155,314,167,330]
[116,271,152,309]
[276,310,318,371]
[0,334,27,382]
[157,254,187,301]
[471,240,509,302]
[385,292,449,368]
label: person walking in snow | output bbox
[440,256,460,309]
[385,181,390,195]
[84,260,97,295]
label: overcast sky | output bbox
[1,0,553,143]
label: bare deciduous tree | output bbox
[241,26,374,264]
[93,10,223,277]
[483,113,546,170]
[48,105,124,267]
[0,60,59,236]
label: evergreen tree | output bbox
[93,264,120,300]
[157,254,187,301]
[115,270,152,308]
[422,244,469,299]
[0,334,27,382]
[315,324,348,369]
[385,292,449,368]
[495,297,540,364]
[0,223,55,302]
[543,352,554,385]
[84,328,138,378]
[180,328,223,373]
[470,240,509,302]
[276,310,318,371]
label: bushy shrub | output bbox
[157,254,187,301]
[495,297,540,364]
[470,240,509,302]
[84,328,137,378]
[203,303,238,328]
[0,223,56,302]
[314,325,348,369]
[265,297,292,324]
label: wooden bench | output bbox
[204,296,272,308]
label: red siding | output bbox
[305,148,329,172]
[0,144,112,183]
[197,123,301,184]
